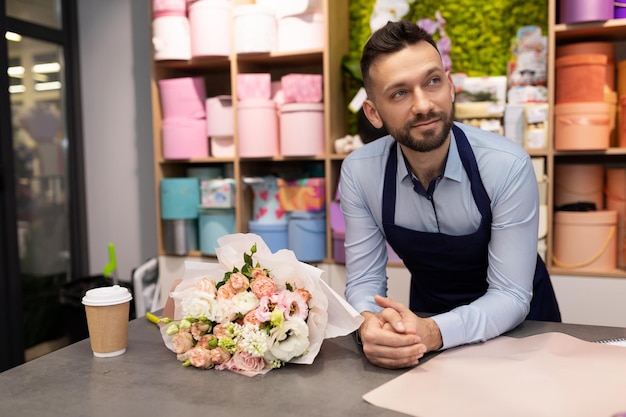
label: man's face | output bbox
[362,41,455,153]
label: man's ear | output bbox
[362,99,384,129]
[447,71,456,103]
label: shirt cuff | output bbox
[430,311,466,350]
[352,299,383,315]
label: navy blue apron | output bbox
[382,125,561,322]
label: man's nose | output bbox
[410,89,434,115]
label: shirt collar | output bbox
[397,127,464,184]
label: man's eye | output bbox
[392,90,406,99]
[428,77,441,86]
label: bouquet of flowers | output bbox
[157,233,362,376]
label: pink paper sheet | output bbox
[363,332,626,417]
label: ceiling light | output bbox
[33,62,61,74]
[9,85,25,94]
[8,66,25,77]
[5,32,22,42]
[34,81,62,91]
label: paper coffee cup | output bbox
[82,285,133,357]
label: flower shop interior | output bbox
[2,0,626,373]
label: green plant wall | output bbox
[345,0,548,133]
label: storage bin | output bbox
[279,102,325,156]
[152,15,191,61]
[621,95,626,147]
[159,77,206,120]
[201,178,236,208]
[248,221,288,253]
[198,208,236,255]
[186,166,223,180]
[606,168,626,267]
[188,0,232,57]
[162,118,209,159]
[554,164,604,210]
[237,99,278,158]
[555,54,607,104]
[616,0,626,18]
[553,210,617,272]
[329,200,344,232]
[233,4,276,53]
[277,13,324,52]
[554,102,611,150]
[160,177,200,219]
[243,176,286,224]
[288,211,326,262]
[163,219,198,255]
[206,96,234,137]
[332,229,345,263]
[559,0,613,24]
[277,177,325,211]
[556,42,615,91]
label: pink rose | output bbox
[251,268,269,280]
[228,272,250,293]
[295,288,311,303]
[250,277,276,299]
[171,331,194,354]
[196,334,216,349]
[195,277,217,296]
[217,284,236,300]
[209,346,231,365]
[243,309,262,326]
[231,350,267,373]
[188,346,213,369]
[191,321,210,341]
[212,323,229,339]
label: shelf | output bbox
[151,0,350,259]
[154,56,231,71]
[159,157,236,164]
[237,49,323,65]
[551,266,626,279]
[555,19,626,43]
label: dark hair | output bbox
[360,20,440,93]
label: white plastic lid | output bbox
[82,285,133,306]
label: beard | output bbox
[384,108,455,153]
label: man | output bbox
[339,20,560,370]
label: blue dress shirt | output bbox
[339,122,540,349]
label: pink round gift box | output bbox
[279,102,325,156]
[237,99,279,158]
[188,0,232,57]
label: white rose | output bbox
[265,317,309,363]
[180,296,212,319]
[231,291,260,315]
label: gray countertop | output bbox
[1,318,625,417]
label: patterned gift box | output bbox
[277,177,325,211]
[281,73,323,103]
[236,73,272,101]
[201,178,236,208]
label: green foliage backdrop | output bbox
[344,0,548,133]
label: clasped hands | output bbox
[359,295,443,369]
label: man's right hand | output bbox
[358,297,428,369]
